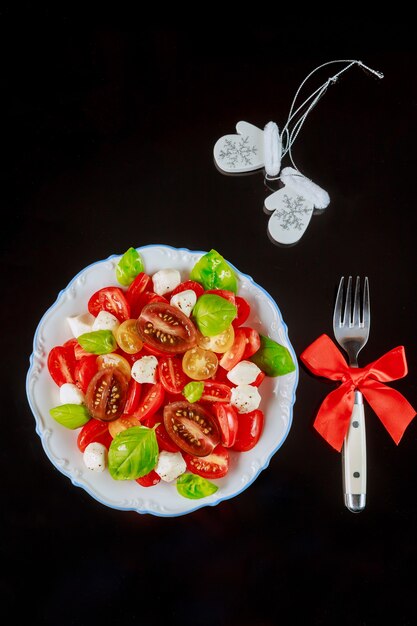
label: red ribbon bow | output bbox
[300,334,416,451]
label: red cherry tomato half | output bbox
[158,356,190,394]
[231,409,264,452]
[137,302,197,355]
[47,345,77,387]
[233,296,251,327]
[143,412,180,453]
[210,365,234,386]
[85,368,129,421]
[74,355,98,394]
[88,287,130,322]
[131,382,165,422]
[170,280,204,299]
[77,419,112,452]
[205,289,236,305]
[184,444,230,479]
[136,469,161,487]
[123,379,142,415]
[126,272,151,305]
[201,381,232,403]
[163,401,220,456]
[241,327,261,359]
[212,403,239,447]
[219,328,246,371]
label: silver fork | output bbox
[333,276,370,513]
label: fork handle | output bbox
[342,391,367,513]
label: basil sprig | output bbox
[192,294,237,337]
[250,335,296,376]
[108,426,158,480]
[177,473,218,499]
[77,330,117,355]
[116,247,144,286]
[190,249,238,294]
[49,404,90,429]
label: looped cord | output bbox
[274,59,383,180]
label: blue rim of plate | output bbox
[26,244,298,517]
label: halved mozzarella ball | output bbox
[230,384,261,414]
[170,289,197,317]
[67,313,95,338]
[83,442,107,472]
[131,355,158,384]
[59,383,85,405]
[152,269,181,295]
[155,451,186,482]
[227,360,262,385]
[92,311,120,333]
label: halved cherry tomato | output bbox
[126,272,152,316]
[143,412,180,453]
[241,327,261,359]
[88,287,130,322]
[210,365,234,386]
[131,382,165,422]
[158,356,190,394]
[115,319,143,354]
[205,289,236,305]
[63,338,88,360]
[123,379,142,415]
[170,280,204,299]
[219,328,246,371]
[212,403,238,447]
[200,381,231,403]
[197,325,235,354]
[136,470,161,487]
[233,296,250,327]
[77,419,112,452]
[137,302,197,355]
[108,414,139,438]
[163,401,220,456]
[85,368,129,421]
[182,346,218,380]
[141,343,171,358]
[74,355,98,394]
[131,291,167,319]
[96,353,131,379]
[231,409,264,451]
[184,444,230,479]
[47,345,77,387]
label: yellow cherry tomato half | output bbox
[115,319,143,354]
[108,415,139,438]
[182,346,218,381]
[197,325,235,354]
[97,353,131,379]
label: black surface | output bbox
[3,16,417,626]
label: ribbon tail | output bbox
[361,382,416,444]
[313,383,355,452]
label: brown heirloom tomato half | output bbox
[136,302,197,355]
[85,368,129,422]
[163,401,220,456]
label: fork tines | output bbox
[334,276,370,328]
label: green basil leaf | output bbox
[190,249,238,294]
[192,294,237,337]
[108,426,158,480]
[77,330,117,355]
[250,335,296,376]
[116,247,144,286]
[49,404,90,429]
[182,381,204,403]
[177,473,218,499]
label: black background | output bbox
[3,12,417,626]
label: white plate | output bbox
[26,245,298,517]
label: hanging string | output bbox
[265,60,384,181]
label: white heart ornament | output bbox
[265,167,330,245]
[213,121,264,173]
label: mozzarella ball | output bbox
[59,383,85,405]
[230,384,261,414]
[83,442,107,472]
[155,451,187,482]
[92,310,120,333]
[152,269,181,296]
[227,360,262,385]
[67,313,94,338]
[131,355,158,384]
[170,289,197,317]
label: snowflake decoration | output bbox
[218,136,257,168]
[272,194,310,231]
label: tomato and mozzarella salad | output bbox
[47,248,295,499]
